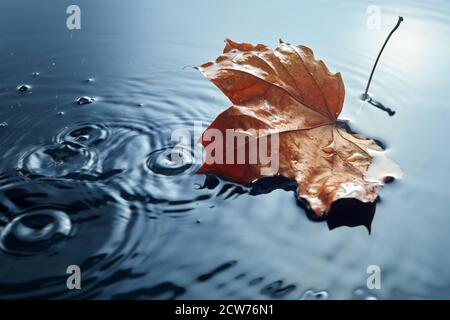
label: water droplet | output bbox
[85,78,94,83]
[346,153,365,162]
[0,210,72,255]
[0,122,8,127]
[300,290,329,300]
[31,72,40,77]
[76,96,95,105]
[17,84,31,92]
[146,146,194,176]
[353,287,379,300]
[57,111,65,116]
[56,124,109,148]
[354,288,365,296]
[137,103,144,107]
[18,143,97,178]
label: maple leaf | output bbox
[196,39,402,217]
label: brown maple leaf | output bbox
[196,39,402,216]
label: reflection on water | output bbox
[362,95,396,116]
[0,0,450,299]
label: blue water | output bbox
[0,0,450,299]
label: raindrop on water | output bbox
[57,124,109,147]
[146,146,194,176]
[31,72,40,77]
[18,142,97,178]
[0,122,8,127]
[0,210,72,255]
[299,290,329,300]
[76,96,95,105]
[17,84,31,92]
[353,287,379,300]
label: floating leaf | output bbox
[197,39,402,216]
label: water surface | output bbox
[1,0,450,299]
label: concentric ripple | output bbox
[15,117,217,214]
[0,179,166,299]
[17,124,110,179]
[55,124,110,147]
[146,145,194,176]
[0,210,72,255]
[17,142,97,179]
[90,119,211,214]
[1,0,449,300]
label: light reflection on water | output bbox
[0,0,449,299]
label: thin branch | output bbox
[362,16,404,100]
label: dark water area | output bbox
[0,0,450,299]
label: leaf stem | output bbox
[362,16,404,100]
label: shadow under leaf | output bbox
[248,176,377,233]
